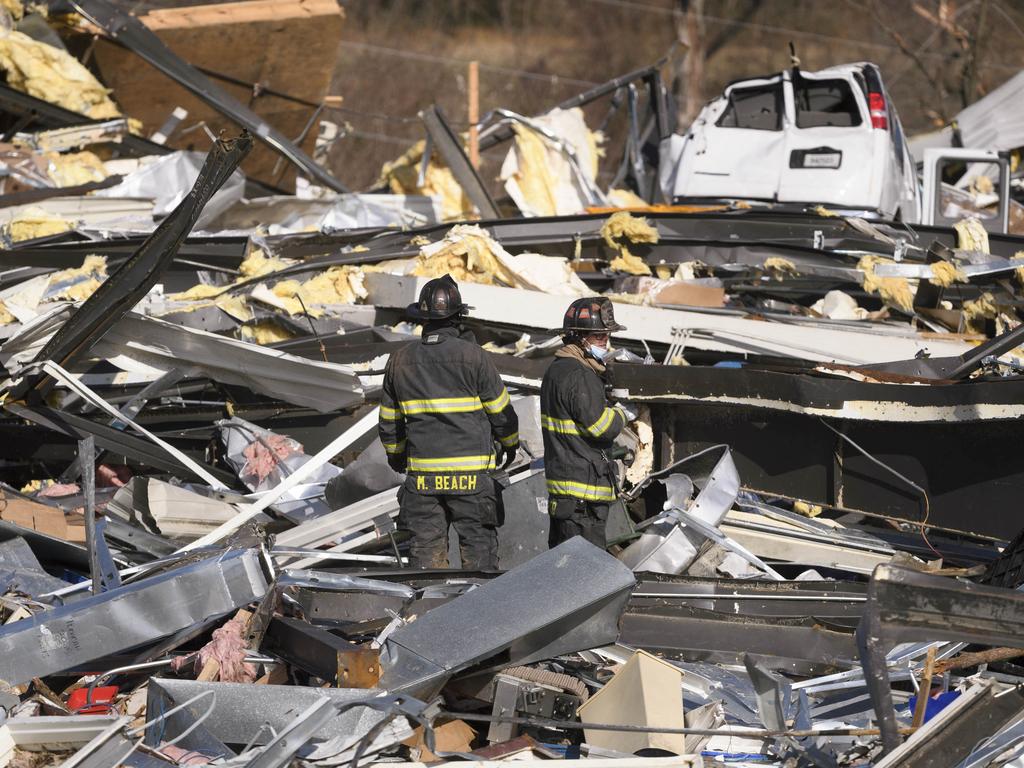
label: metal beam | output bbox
[857,564,1024,754]
[260,617,381,687]
[420,104,500,219]
[0,548,268,685]
[381,537,635,696]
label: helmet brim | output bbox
[551,321,627,334]
[406,302,473,321]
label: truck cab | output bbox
[920,147,1012,233]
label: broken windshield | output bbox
[795,77,863,128]
[716,82,783,130]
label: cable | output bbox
[339,40,600,87]
[578,0,1022,72]
[818,418,942,559]
[343,127,420,147]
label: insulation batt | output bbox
[44,150,108,187]
[764,256,798,280]
[3,206,73,242]
[928,260,967,287]
[0,29,120,119]
[377,139,473,222]
[857,254,915,313]
[601,210,658,275]
[954,216,990,254]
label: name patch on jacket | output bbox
[414,473,480,492]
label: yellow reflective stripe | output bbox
[380,405,401,421]
[408,454,496,472]
[497,431,519,447]
[541,415,580,435]
[481,387,510,414]
[399,397,482,415]
[546,478,617,502]
[382,439,406,455]
[586,407,618,438]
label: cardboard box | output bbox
[578,649,686,755]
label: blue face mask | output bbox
[587,343,608,361]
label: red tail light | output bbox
[868,92,888,130]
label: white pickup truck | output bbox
[660,62,1015,233]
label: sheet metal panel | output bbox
[0,548,268,685]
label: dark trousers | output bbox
[548,496,609,549]
[398,485,498,569]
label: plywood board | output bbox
[84,0,343,190]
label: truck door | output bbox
[921,148,1010,234]
[778,71,877,210]
[686,75,787,201]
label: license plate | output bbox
[803,152,841,169]
[789,147,843,169]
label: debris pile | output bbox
[2,2,1024,766]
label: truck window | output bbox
[794,78,863,128]
[716,83,782,131]
[937,159,1001,222]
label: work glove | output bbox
[386,453,407,474]
[499,444,518,470]
[615,401,639,422]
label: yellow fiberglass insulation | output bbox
[377,140,474,222]
[0,299,15,325]
[600,211,657,276]
[954,216,989,253]
[168,284,225,302]
[1,0,24,20]
[607,188,650,209]
[1012,251,1024,287]
[240,321,294,345]
[45,150,108,187]
[238,248,290,278]
[0,30,120,119]
[45,254,107,302]
[928,260,967,288]
[961,292,1015,335]
[269,267,368,314]
[295,267,367,305]
[764,256,798,281]
[793,500,823,518]
[4,206,73,242]
[858,255,914,313]
[413,224,521,287]
[506,123,560,217]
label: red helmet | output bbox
[558,297,626,335]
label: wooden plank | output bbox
[139,0,341,31]
[86,0,343,189]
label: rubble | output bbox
[1,5,1024,767]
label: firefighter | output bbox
[541,297,636,549]
[378,274,519,569]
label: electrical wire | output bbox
[578,0,1023,73]
[339,39,600,87]
[818,418,942,559]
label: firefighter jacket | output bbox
[540,344,626,503]
[378,326,519,495]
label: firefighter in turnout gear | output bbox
[378,275,519,569]
[541,297,635,549]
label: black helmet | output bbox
[558,297,626,335]
[406,274,472,321]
